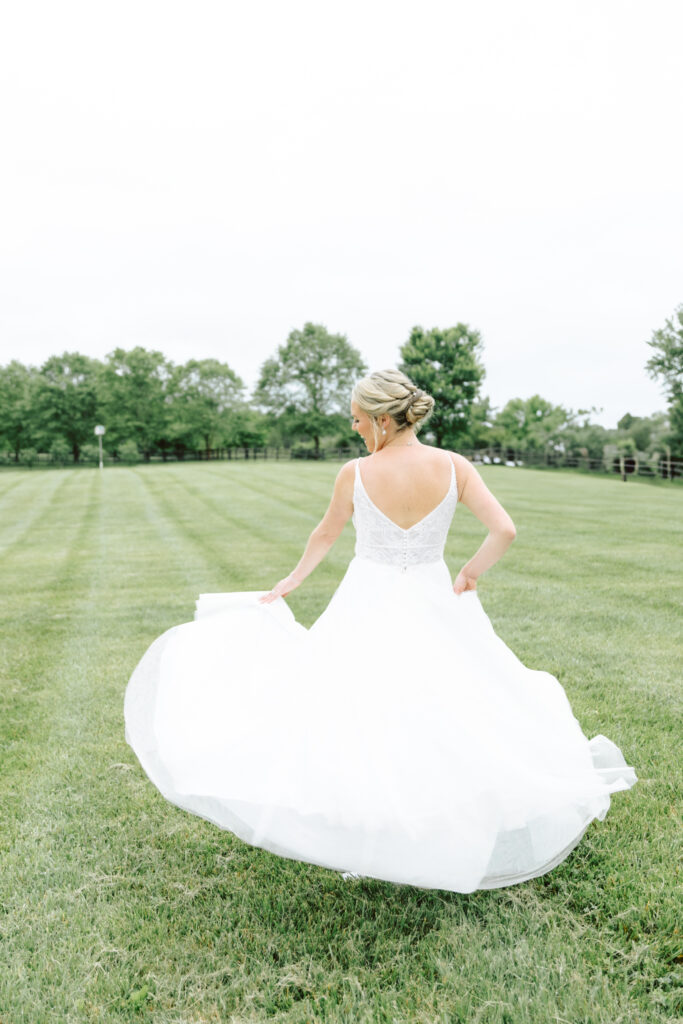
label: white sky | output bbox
[1,0,681,427]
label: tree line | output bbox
[0,308,681,465]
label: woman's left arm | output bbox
[259,461,356,604]
[450,454,517,593]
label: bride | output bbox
[125,368,637,893]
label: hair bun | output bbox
[405,389,434,425]
[352,368,435,436]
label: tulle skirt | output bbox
[124,556,637,893]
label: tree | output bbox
[0,361,40,460]
[491,395,575,454]
[460,396,496,450]
[49,439,72,464]
[399,324,486,447]
[169,359,244,453]
[229,408,270,458]
[118,440,141,464]
[560,415,613,461]
[34,352,101,461]
[98,347,172,456]
[646,304,683,454]
[616,411,669,454]
[263,406,304,450]
[255,323,366,454]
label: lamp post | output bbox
[94,425,106,470]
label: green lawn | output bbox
[0,462,680,1024]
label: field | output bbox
[0,462,680,1024]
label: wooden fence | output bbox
[4,446,682,480]
[118,445,683,480]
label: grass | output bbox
[0,461,680,1024]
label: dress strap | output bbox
[446,451,457,497]
[353,457,362,493]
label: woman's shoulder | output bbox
[334,459,358,488]
[338,458,359,475]
[436,447,473,472]
[327,460,357,508]
[437,448,478,498]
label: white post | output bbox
[94,425,106,470]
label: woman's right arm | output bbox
[450,454,516,593]
[259,461,356,604]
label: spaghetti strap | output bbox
[445,451,457,497]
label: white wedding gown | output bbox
[124,457,637,893]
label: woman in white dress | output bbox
[124,368,637,894]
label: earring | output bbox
[382,428,386,435]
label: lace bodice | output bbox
[352,456,458,570]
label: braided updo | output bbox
[352,368,435,436]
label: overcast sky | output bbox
[1,0,681,427]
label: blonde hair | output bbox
[352,368,434,445]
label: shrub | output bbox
[118,441,140,464]
[50,440,72,464]
[80,443,101,463]
[289,444,327,460]
[19,448,37,466]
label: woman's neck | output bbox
[376,430,418,452]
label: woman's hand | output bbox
[258,573,301,605]
[453,569,477,594]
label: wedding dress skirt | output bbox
[125,553,637,893]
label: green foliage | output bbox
[461,396,496,450]
[491,395,576,453]
[255,322,366,452]
[289,443,326,459]
[399,324,486,447]
[646,303,683,454]
[34,352,101,461]
[1,327,675,466]
[98,347,171,454]
[616,411,670,456]
[617,413,650,452]
[668,393,683,454]
[229,407,269,452]
[0,360,40,459]
[617,436,637,456]
[169,358,244,452]
[556,411,613,461]
[263,406,304,449]
[117,440,141,464]
[79,443,101,462]
[17,446,37,466]
[49,439,72,464]
[646,303,683,397]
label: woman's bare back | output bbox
[357,445,456,531]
